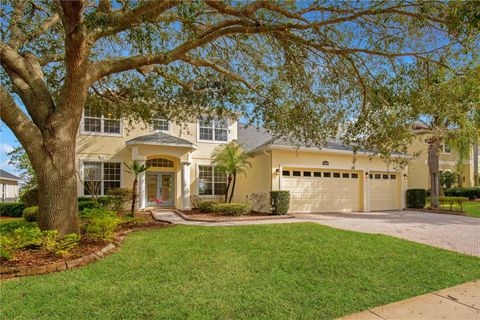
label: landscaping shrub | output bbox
[214,203,252,215]
[106,188,132,212]
[40,230,80,256]
[198,201,220,213]
[246,192,269,213]
[270,191,290,215]
[426,196,469,211]
[444,187,480,199]
[20,187,39,207]
[78,200,100,212]
[0,202,25,217]
[81,208,120,241]
[78,196,112,206]
[406,189,426,209]
[23,206,39,222]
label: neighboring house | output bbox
[0,169,20,203]
[407,130,476,190]
[76,107,407,213]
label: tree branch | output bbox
[7,0,26,49]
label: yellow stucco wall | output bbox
[407,136,474,189]
[232,151,272,203]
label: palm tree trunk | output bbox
[428,141,441,208]
[474,142,479,186]
[229,173,237,203]
[131,177,138,216]
[224,174,232,203]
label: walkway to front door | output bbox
[146,172,174,207]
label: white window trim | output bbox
[196,164,227,197]
[80,111,123,137]
[80,160,123,196]
[149,118,172,133]
[196,117,229,144]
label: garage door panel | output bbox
[283,172,361,213]
[369,174,399,211]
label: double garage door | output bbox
[282,169,399,213]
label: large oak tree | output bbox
[1,0,477,234]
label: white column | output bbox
[138,160,146,209]
[181,161,191,209]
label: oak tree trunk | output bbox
[428,141,441,208]
[34,138,80,234]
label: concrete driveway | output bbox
[295,211,480,257]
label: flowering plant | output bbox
[154,198,162,205]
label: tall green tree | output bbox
[124,161,147,217]
[7,146,36,192]
[212,142,251,203]
[1,1,478,233]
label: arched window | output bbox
[146,158,174,168]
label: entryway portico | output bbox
[126,131,197,210]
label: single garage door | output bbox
[282,169,362,213]
[369,172,399,211]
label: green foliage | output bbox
[20,187,39,207]
[0,220,36,234]
[213,203,252,215]
[78,200,100,212]
[406,189,426,209]
[198,201,219,213]
[426,196,469,211]
[440,171,457,189]
[81,208,120,241]
[23,206,39,222]
[270,191,290,215]
[7,146,36,191]
[106,188,132,212]
[0,203,25,217]
[444,187,480,199]
[40,230,80,256]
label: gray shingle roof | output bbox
[126,131,195,148]
[236,124,368,153]
[0,169,20,181]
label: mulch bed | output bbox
[179,209,293,222]
[0,219,171,279]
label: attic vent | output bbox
[146,158,174,168]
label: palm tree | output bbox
[449,135,471,188]
[124,161,148,216]
[212,142,252,203]
[473,110,480,186]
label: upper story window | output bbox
[151,118,170,132]
[199,117,228,142]
[83,107,121,135]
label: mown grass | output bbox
[2,223,479,319]
[463,201,480,218]
[0,217,23,225]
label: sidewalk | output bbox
[338,280,479,320]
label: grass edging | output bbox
[406,208,467,216]
[175,209,294,222]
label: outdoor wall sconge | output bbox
[322,161,329,166]
[403,173,408,179]
[365,172,369,178]
[275,168,280,176]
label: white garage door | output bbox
[369,172,399,211]
[282,169,362,213]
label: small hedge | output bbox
[444,187,480,199]
[270,191,290,215]
[214,203,252,215]
[406,189,426,209]
[23,206,39,222]
[198,201,219,213]
[0,203,25,217]
[427,196,469,211]
[78,200,99,212]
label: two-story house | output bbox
[76,107,407,213]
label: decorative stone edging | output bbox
[175,209,294,222]
[0,223,173,280]
[406,208,467,216]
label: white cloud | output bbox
[0,143,14,154]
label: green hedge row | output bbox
[444,187,480,199]
[198,201,252,215]
[0,203,26,217]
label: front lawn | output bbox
[463,201,480,218]
[2,223,479,319]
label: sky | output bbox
[0,101,25,175]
